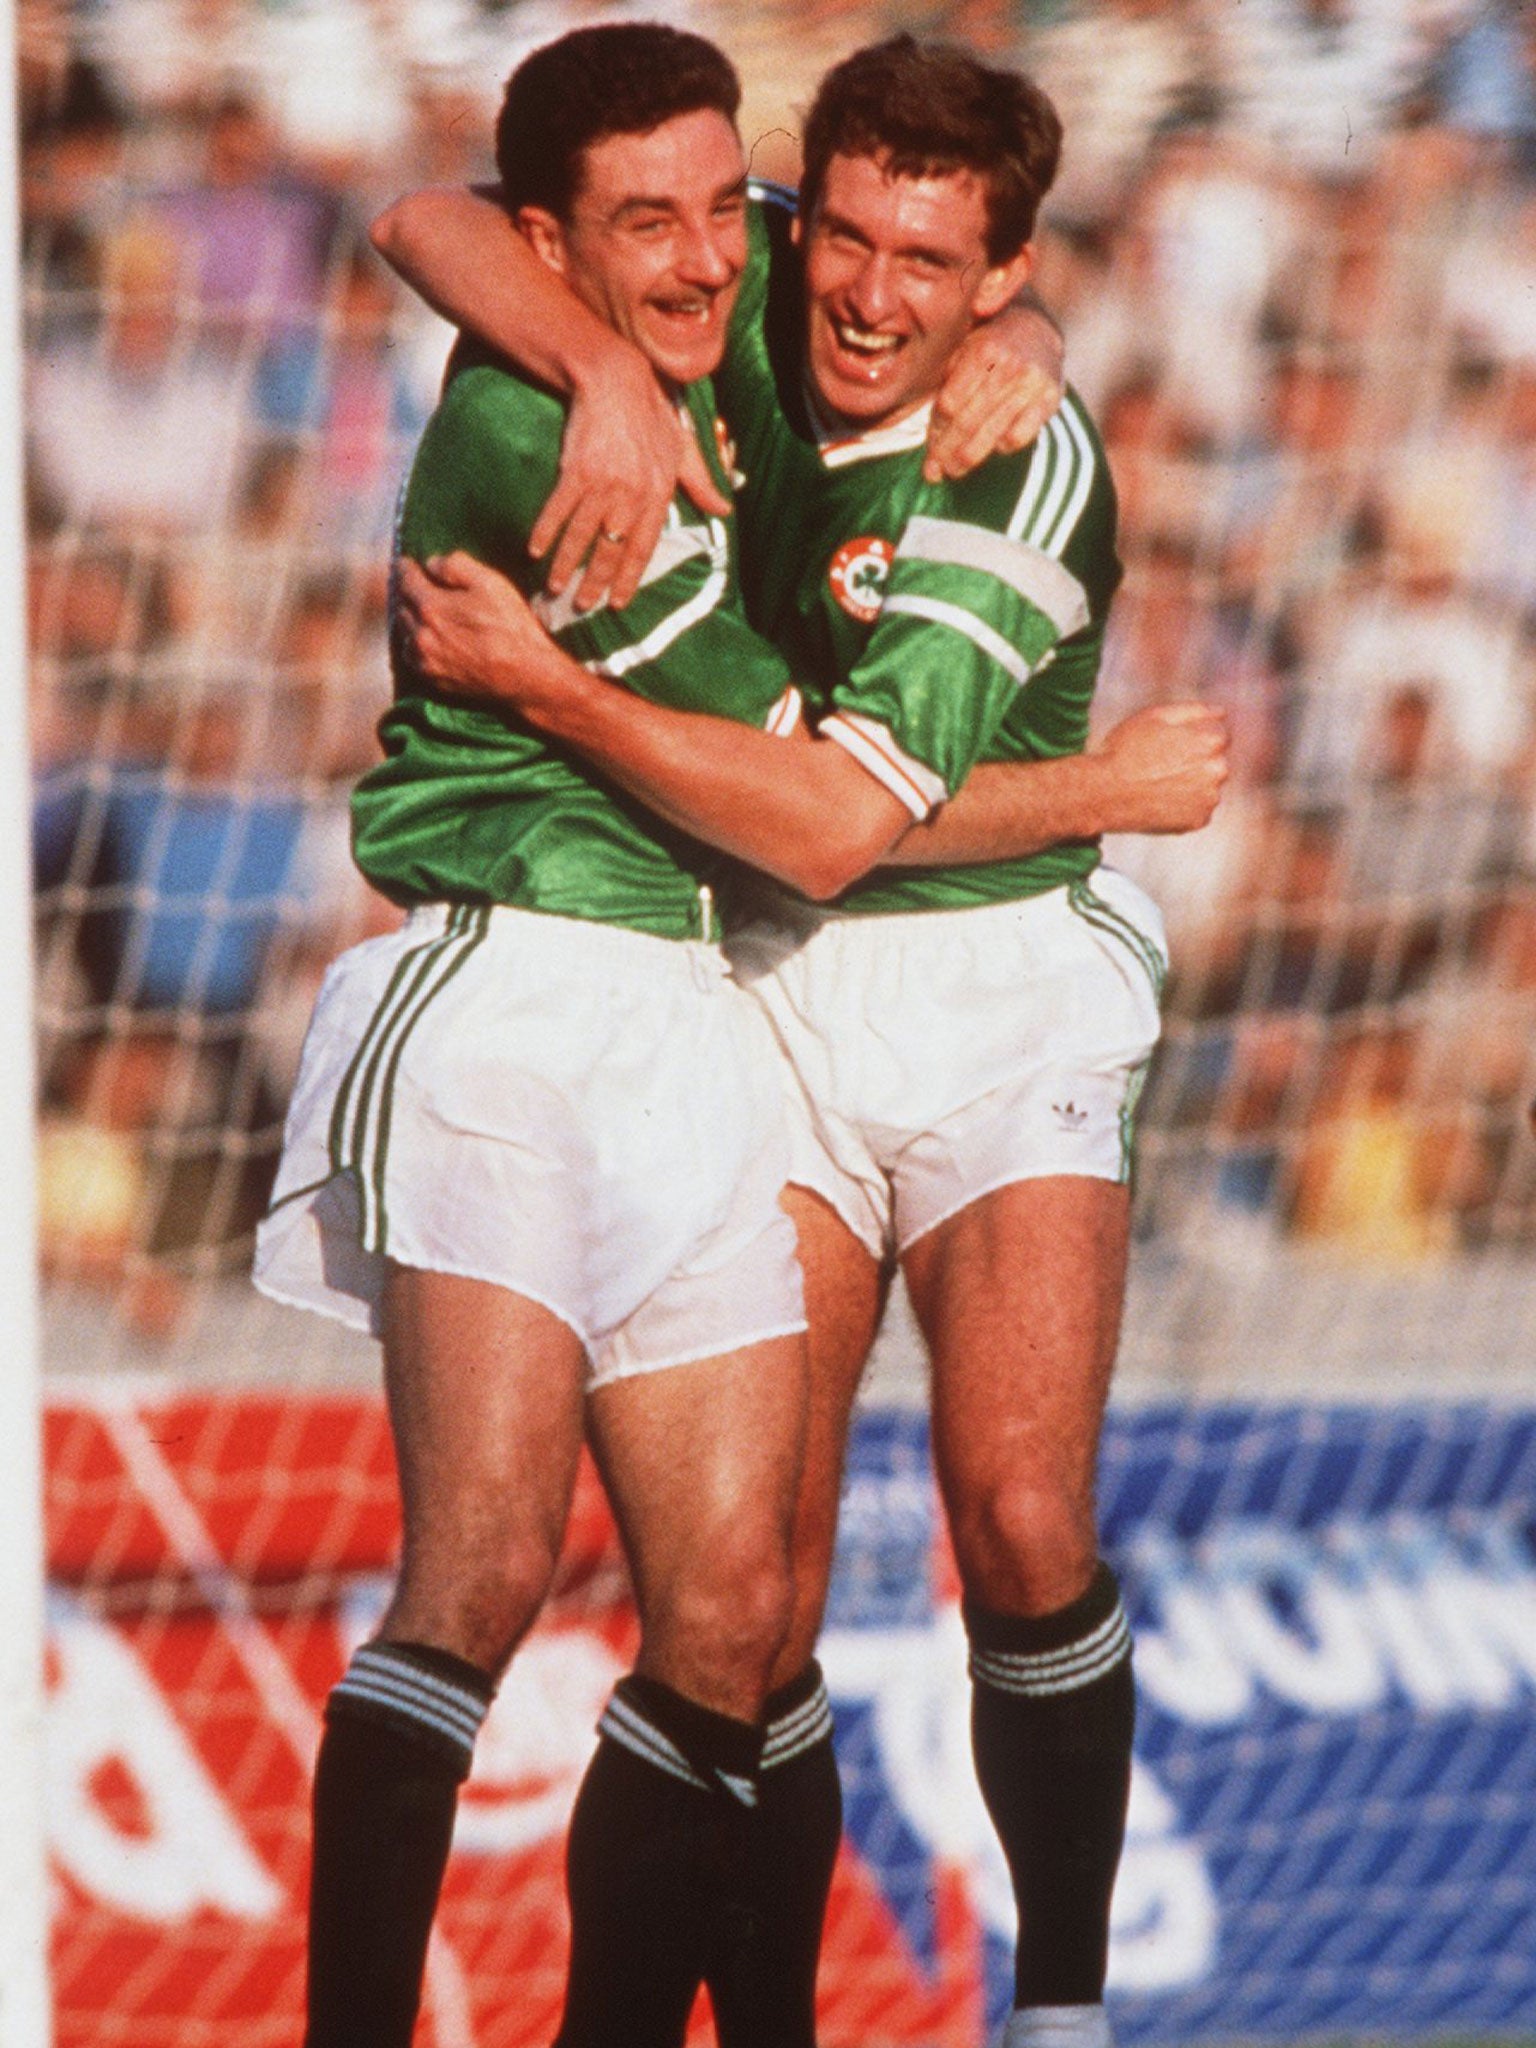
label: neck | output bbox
[804,377,934,444]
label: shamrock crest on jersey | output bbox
[828,535,895,623]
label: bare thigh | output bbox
[587,1329,808,1723]
[901,1176,1130,1616]
[379,1261,588,1675]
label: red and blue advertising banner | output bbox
[43,1392,1536,2046]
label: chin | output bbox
[641,314,728,388]
[809,341,913,427]
[815,370,910,427]
[838,382,905,419]
[648,343,723,386]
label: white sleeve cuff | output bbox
[764,685,804,737]
[819,711,948,821]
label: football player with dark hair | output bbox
[259,27,813,2047]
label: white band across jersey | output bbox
[534,511,719,636]
[880,591,1035,687]
[898,513,1089,641]
[590,516,731,681]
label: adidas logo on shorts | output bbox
[1052,1100,1090,1130]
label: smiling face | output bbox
[801,149,1033,432]
[519,107,748,389]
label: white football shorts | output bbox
[726,869,1167,1261]
[254,903,805,1385]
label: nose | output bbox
[678,221,735,289]
[844,251,897,327]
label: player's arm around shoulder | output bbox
[924,290,1065,483]
[372,183,725,610]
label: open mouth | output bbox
[831,315,913,380]
[651,294,721,326]
[831,317,905,363]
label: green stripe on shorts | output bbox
[1119,1054,1151,1182]
[330,906,490,1251]
[1067,878,1167,1003]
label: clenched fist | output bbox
[1089,703,1231,835]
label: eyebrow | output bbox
[608,197,677,224]
[815,206,965,268]
[608,175,748,225]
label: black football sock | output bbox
[555,1673,764,2048]
[305,1640,495,2048]
[966,1562,1135,2010]
[708,1660,842,2048]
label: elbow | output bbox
[369,193,443,272]
[790,860,854,904]
[368,202,406,265]
[783,820,900,902]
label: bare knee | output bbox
[641,1524,795,1713]
[678,1530,795,1673]
[386,1531,562,1678]
[947,1472,1099,1616]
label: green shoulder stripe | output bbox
[1007,397,1096,555]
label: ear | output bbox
[972,241,1035,321]
[515,205,568,278]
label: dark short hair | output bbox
[496,23,741,223]
[800,36,1062,263]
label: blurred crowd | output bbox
[18,0,1536,1331]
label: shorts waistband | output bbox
[403,902,728,980]
[736,881,1078,944]
[736,868,1160,946]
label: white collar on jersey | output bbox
[803,375,935,469]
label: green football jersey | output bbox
[352,359,798,941]
[715,187,1122,917]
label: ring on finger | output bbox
[601,528,628,545]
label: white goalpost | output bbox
[0,0,53,2038]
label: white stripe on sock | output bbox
[999,2003,1114,2048]
[970,1608,1131,1699]
[332,1650,489,1757]
[599,1696,712,1792]
[762,1686,834,1767]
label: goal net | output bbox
[21,0,1536,2042]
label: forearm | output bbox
[883,702,1233,863]
[881,755,1108,866]
[488,648,906,899]
[370,187,634,398]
